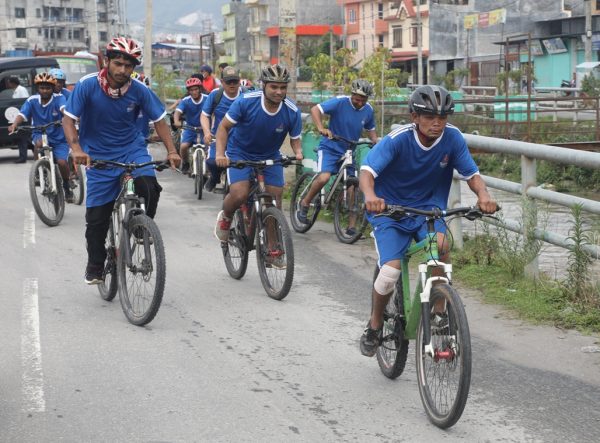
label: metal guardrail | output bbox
[448,134,600,277]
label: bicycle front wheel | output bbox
[222,209,249,279]
[29,158,65,226]
[70,162,86,206]
[98,220,118,301]
[117,214,166,326]
[416,283,471,429]
[373,266,409,379]
[289,172,319,233]
[195,151,203,200]
[333,181,367,244]
[256,207,294,300]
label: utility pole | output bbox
[279,0,297,98]
[143,0,153,81]
[585,0,593,62]
[416,0,423,85]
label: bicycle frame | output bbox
[239,169,273,250]
[36,131,59,195]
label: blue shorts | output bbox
[370,215,447,267]
[181,129,199,145]
[317,148,355,176]
[226,153,284,187]
[207,141,215,160]
[32,134,69,161]
[85,145,155,208]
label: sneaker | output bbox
[64,188,75,204]
[360,322,383,357]
[345,227,357,237]
[296,203,309,224]
[85,263,104,285]
[264,249,286,269]
[214,210,231,242]
[204,180,216,192]
[181,161,190,174]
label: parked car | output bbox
[0,57,59,149]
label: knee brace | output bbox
[374,264,401,295]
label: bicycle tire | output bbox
[223,209,249,279]
[71,163,86,206]
[117,214,166,326]
[29,158,65,227]
[256,207,294,300]
[373,266,409,379]
[194,152,203,199]
[98,221,118,301]
[289,172,320,233]
[416,283,471,429]
[333,182,368,244]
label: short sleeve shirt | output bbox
[318,96,375,155]
[19,93,67,145]
[201,88,241,135]
[224,91,302,160]
[64,73,165,157]
[175,95,207,127]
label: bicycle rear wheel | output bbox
[416,283,471,429]
[373,266,409,379]
[29,158,65,226]
[98,221,118,301]
[289,172,320,233]
[256,207,294,300]
[70,161,86,206]
[117,214,166,326]
[333,180,367,244]
[194,149,204,199]
[223,209,249,279]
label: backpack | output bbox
[207,86,249,116]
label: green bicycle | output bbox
[373,204,496,428]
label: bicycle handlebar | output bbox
[90,159,170,172]
[331,134,374,148]
[227,155,300,170]
[181,124,203,132]
[13,120,62,133]
[377,204,501,221]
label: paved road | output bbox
[1,146,599,442]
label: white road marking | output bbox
[21,278,45,413]
[23,208,35,248]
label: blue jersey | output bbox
[361,123,478,211]
[225,91,302,160]
[318,96,375,155]
[19,94,67,145]
[136,111,151,138]
[64,73,165,158]
[202,88,241,135]
[176,95,207,127]
[60,88,71,99]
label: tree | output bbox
[359,47,407,100]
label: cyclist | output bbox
[8,72,74,201]
[130,72,156,141]
[296,79,378,236]
[200,65,219,92]
[214,63,303,241]
[62,36,181,285]
[49,68,70,99]
[358,85,497,357]
[200,66,242,192]
[172,77,207,174]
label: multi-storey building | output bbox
[245,0,342,77]
[0,0,127,56]
[219,1,252,72]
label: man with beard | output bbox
[213,64,303,242]
[63,37,181,284]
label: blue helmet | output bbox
[49,68,66,81]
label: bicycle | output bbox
[93,159,170,326]
[289,134,373,244]
[372,204,497,429]
[15,121,66,226]
[181,124,208,200]
[221,156,298,300]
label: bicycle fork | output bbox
[418,260,453,358]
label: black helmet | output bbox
[409,85,454,116]
[260,64,290,83]
[351,79,373,97]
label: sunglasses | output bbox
[224,79,240,85]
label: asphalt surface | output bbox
[1,145,599,442]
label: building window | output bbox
[410,25,418,46]
[100,31,108,42]
[392,26,402,47]
[378,3,384,19]
[349,9,356,24]
[362,5,365,29]
[351,39,358,50]
[38,28,42,35]
[15,8,26,18]
[74,30,81,39]
[16,28,26,38]
[98,12,107,22]
[36,8,41,18]
[378,35,384,47]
